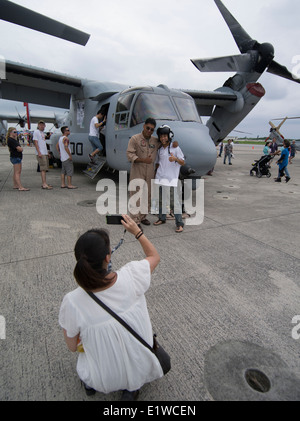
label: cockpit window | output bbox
[131,93,178,126]
[115,93,135,130]
[173,97,200,122]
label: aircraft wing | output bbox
[0,113,58,125]
[0,111,23,122]
[1,60,82,108]
[184,89,237,116]
[0,107,62,123]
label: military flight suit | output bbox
[127,132,160,223]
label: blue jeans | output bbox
[224,153,231,164]
[278,166,290,178]
[285,166,290,178]
[158,186,184,227]
[88,136,103,152]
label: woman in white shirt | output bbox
[59,215,163,401]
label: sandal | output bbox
[175,226,184,233]
[153,219,166,226]
[166,212,175,220]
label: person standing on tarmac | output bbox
[33,120,53,190]
[56,126,78,190]
[153,125,185,233]
[7,127,30,191]
[126,118,160,229]
[275,139,291,183]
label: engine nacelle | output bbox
[207,82,265,143]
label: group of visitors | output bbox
[7,121,77,191]
[263,138,296,183]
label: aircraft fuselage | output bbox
[49,85,217,177]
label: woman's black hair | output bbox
[73,229,111,291]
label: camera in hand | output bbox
[106,215,125,225]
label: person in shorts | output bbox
[88,110,106,163]
[56,126,78,189]
[6,127,30,191]
[33,121,53,190]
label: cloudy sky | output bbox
[1,0,300,138]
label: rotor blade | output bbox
[233,129,253,135]
[276,117,288,131]
[267,60,300,84]
[0,0,90,46]
[15,106,22,119]
[214,0,255,53]
[272,117,300,120]
[191,53,254,73]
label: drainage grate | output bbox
[245,369,271,393]
[77,200,97,207]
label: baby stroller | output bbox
[250,154,273,178]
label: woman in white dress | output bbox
[59,215,163,401]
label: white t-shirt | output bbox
[89,116,99,137]
[33,130,47,156]
[59,260,163,393]
[58,136,71,162]
[155,145,185,187]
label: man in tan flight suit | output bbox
[127,118,160,227]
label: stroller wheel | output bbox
[256,172,262,178]
[266,172,271,178]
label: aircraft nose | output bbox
[173,124,217,176]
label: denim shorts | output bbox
[10,157,22,165]
[88,136,103,151]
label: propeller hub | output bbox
[255,42,275,73]
[258,43,275,59]
[19,119,25,128]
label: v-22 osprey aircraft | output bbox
[266,116,300,144]
[0,0,299,180]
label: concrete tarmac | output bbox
[0,144,299,401]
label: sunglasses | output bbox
[145,126,155,132]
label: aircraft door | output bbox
[112,93,136,171]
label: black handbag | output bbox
[87,291,171,375]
